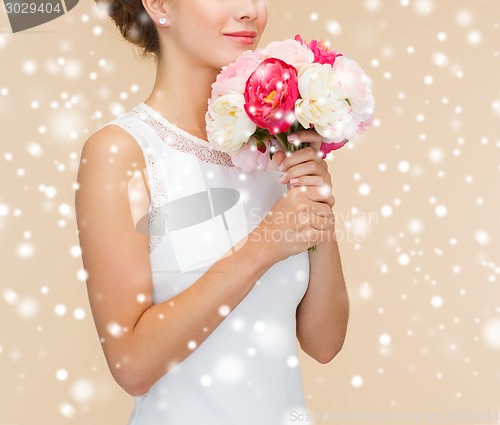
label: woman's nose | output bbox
[235,0,259,21]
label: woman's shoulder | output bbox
[81,117,147,173]
[84,104,144,150]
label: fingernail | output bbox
[290,178,298,184]
[279,173,286,183]
[278,163,284,172]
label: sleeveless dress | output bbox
[97,102,312,425]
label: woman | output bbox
[75,0,349,423]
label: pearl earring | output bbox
[159,17,167,25]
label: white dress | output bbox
[98,102,312,425]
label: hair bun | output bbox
[95,0,160,62]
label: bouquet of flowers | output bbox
[205,34,375,172]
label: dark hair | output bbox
[95,0,161,63]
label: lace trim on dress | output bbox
[107,119,168,254]
[133,103,235,168]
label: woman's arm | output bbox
[274,135,350,364]
[125,235,270,397]
[296,229,350,364]
[75,126,274,397]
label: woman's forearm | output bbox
[117,237,274,396]
[296,227,350,364]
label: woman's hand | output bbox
[271,129,337,248]
[272,129,335,209]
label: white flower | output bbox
[332,55,375,132]
[295,62,352,141]
[205,93,256,153]
[261,39,315,73]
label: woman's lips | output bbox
[224,35,256,45]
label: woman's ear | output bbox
[142,0,171,26]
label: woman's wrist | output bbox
[236,234,280,270]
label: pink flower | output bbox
[294,34,342,66]
[261,38,314,73]
[230,136,268,172]
[244,58,299,135]
[358,115,374,134]
[319,138,349,159]
[211,50,263,99]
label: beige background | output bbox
[1,0,499,424]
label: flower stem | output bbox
[274,132,290,152]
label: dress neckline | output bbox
[132,102,235,168]
[136,102,210,147]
